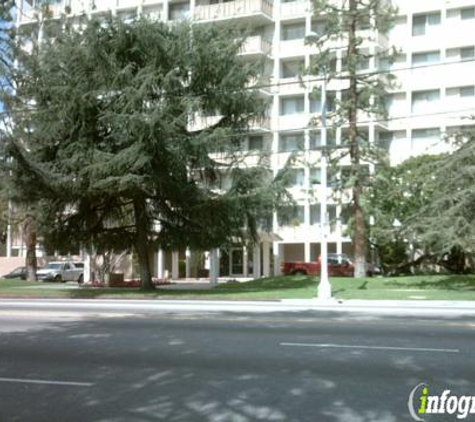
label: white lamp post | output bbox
[317,65,331,300]
[306,32,332,299]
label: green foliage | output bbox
[7,17,289,286]
[411,126,475,257]
[367,154,443,269]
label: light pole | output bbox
[306,32,332,299]
[317,65,331,300]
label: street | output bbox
[0,300,474,421]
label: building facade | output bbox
[8,0,475,279]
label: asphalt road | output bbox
[0,302,474,422]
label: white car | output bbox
[36,261,84,283]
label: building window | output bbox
[461,46,475,60]
[412,12,441,36]
[281,22,305,41]
[169,2,190,20]
[461,7,475,20]
[278,205,305,226]
[280,96,304,115]
[288,168,305,187]
[279,133,304,152]
[340,203,352,225]
[310,204,337,225]
[248,135,264,151]
[412,51,440,66]
[447,86,475,98]
[311,19,327,37]
[281,59,304,79]
[411,90,440,112]
[412,128,440,139]
[309,130,336,149]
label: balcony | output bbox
[194,0,273,24]
[280,0,310,19]
[239,36,272,58]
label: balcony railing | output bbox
[239,35,272,56]
[194,0,273,21]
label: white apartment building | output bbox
[7,0,475,279]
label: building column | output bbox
[157,249,165,279]
[209,248,219,285]
[304,241,311,262]
[253,244,261,278]
[273,242,281,276]
[185,248,191,280]
[243,247,249,278]
[263,242,271,277]
[171,251,179,280]
[83,249,92,283]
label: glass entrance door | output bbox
[230,249,244,276]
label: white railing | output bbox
[195,0,273,21]
[239,35,272,56]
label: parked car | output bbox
[36,261,84,283]
[2,266,27,280]
[281,253,381,277]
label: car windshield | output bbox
[44,263,64,269]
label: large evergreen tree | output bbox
[0,1,16,258]
[410,126,475,272]
[7,17,287,289]
[308,0,397,277]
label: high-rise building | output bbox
[9,0,475,279]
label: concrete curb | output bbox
[2,298,475,316]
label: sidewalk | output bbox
[2,297,475,317]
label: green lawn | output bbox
[1,274,475,300]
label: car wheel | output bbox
[54,275,62,283]
[293,270,307,276]
[78,275,84,284]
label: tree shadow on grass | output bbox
[384,275,475,292]
[64,276,318,300]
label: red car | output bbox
[280,253,380,277]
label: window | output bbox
[280,133,304,152]
[282,22,305,41]
[460,86,475,97]
[412,128,440,139]
[309,131,336,149]
[412,51,440,66]
[309,168,321,185]
[309,94,321,113]
[280,96,304,115]
[447,86,475,98]
[281,59,304,78]
[310,167,338,187]
[248,135,264,151]
[461,46,475,60]
[412,12,441,36]
[311,19,327,37]
[340,203,351,225]
[412,90,440,112]
[278,206,305,226]
[461,7,475,20]
[310,204,337,225]
[169,2,189,20]
[288,168,305,187]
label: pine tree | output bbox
[308,0,397,277]
[7,17,288,289]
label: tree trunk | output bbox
[133,198,154,290]
[348,0,366,278]
[23,213,37,282]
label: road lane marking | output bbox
[280,342,460,353]
[0,377,94,387]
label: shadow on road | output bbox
[0,312,473,421]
